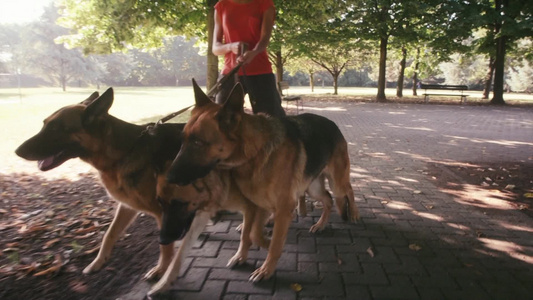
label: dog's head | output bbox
[15,88,115,171]
[166,79,245,185]
[158,171,224,244]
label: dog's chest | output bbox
[99,171,157,212]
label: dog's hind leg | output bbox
[327,146,359,222]
[250,207,271,249]
[307,175,333,233]
[328,174,359,223]
[148,210,211,297]
[83,203,138,274]
[297,194,307,217]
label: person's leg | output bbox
[215,74,237,105]
[240,73,286,117]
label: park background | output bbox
[0,0,532,105]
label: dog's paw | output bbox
[82,259,105,274]
[227,252,247,268]
[144,265,165,281]
[249,265,274,282]
[147,280,171,299]
[350,207,360,222]
[309,222,326,233]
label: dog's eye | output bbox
[193,139,205,147]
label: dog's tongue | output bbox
[38,156,55,171]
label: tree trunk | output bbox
[482,56,495,99]
[333,72,339,95]
[396,46,406,98]
[490,0,507,105]
[310,72,314,92]
[274,50,283,94]
[376,36,388,102]
[206,0,218,90]
[412,48,420,96]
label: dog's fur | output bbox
[152,169,270,294]
[167,80,360,281]
[15,89,198,296]
[14,88,273,296]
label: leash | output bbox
[206,61,244,99]
[143,61,245,135]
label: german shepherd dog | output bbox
[151,168,271,295]
[167,80,360,282]
[14,89,192,292]
[14,88,271,296]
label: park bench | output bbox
[278,81,303,114]
[420,83,469,104]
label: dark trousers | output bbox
[215,73,286,117]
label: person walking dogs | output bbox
[213,0,286,117]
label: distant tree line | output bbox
[0,1,532,104]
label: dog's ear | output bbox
[192,79,211,107]
[82,87,113,126]
[216,83,244,132]
[80,91,100,106]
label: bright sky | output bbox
[0,0,52,24]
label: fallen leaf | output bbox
[290,283,303,292]
[409,243,422,251]
[43,238,61,249]
[524,193,533,198]
[82,245,100,256]
[3,248,19,253]
[366,247,375,258]
[34,254,62,277]
[74,225,98,234]
[69,280,89,293]
[413,190,422,194]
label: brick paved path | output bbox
[121,102,533,300]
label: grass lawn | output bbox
[1,85,532,174]
[0,87,196,175]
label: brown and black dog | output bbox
[14,88,271,296]
[14,89,187,280]
[167,80,360,282]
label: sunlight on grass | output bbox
[0,87,197,174]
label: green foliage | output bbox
[57,0,210,54]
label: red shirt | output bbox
[215,0,274,76]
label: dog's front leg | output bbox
[249,209,293,282]
[147,210,211,297]
[227,205,255,268]
[144,243,174,281]
[83,203,138,274]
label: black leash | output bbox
[143,62,245,135]
[207,61,244,100]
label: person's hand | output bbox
[237,49,259,65]
[229,42,245,55]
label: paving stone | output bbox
[120,102,533,300]
[226,280,274,295]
